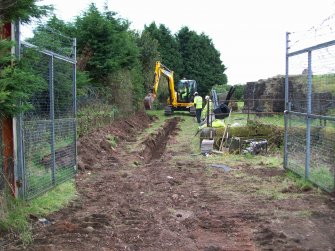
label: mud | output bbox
[4,111,335,251]
[141,117,180,162]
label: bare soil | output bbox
[9,112,335,250]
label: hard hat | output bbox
[205,95,209,100]
[194,92,198,95]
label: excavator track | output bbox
[164,106,173,115]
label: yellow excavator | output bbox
[144,61,197,115]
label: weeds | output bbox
[106,134,118,149]
[77,104,119,136]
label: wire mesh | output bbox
[76,86,119,136]
[53,58,76,185]
[309,119,335,191]
[286,14,335,192]
[204,88,285,153]
[288,54,309,114]
[311,46,335,117]
[214,88,285,127]
[289,13,335,53]
[18,36,76,200]
[27,25,75,59]
[286,114,307,177]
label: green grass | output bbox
[286,160,334,192]
[28,136,74,168]
[256,188,288,200]
[144,110,168,134]
[285,171,313,191]
[229,112,284,126]
[0,180,76,245]
[231,111,335,129]
[175,113,200,154]
[312,74,335,94]
[236,101,244,111]
[206,150,283,170]
[310,166,334,191]
[26,166,76,198]
[22,135,76,198]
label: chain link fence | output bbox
[284,15,335,192]
[16,28,77,200]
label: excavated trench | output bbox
[141,117,181,163]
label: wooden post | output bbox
[1,22,16,196]
[1,23,11,38]
[1,117,15,196]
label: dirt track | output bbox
[13,112,335,250]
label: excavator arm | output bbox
[144,61,177,110]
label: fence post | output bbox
[14,21,26,198]
[305,50,312,179]
[0,22,16,196]
[1,118,14,196]
[49,55,56,185]
[284,32,290,169]
[247,99,250,121]
[72,38,77,171]
[206,99,210,127]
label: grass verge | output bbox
[0,180,76,245]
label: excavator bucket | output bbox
[144,94,154,110]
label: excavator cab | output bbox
[176,80,197,103]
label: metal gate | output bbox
[284,21,335,192]
[16,26,77,199]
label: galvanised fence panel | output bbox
[53,57,76,185]
[17,31,77,200]
[309,118,335,191]
[285,113,307,177]
[285,17,335,192]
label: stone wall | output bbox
[243,75,335,115]
[243,76,285,113]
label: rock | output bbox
[176,161,183,167]
[100,139,112,151]
[85,226,94,233]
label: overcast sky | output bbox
[25,0,335,85]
